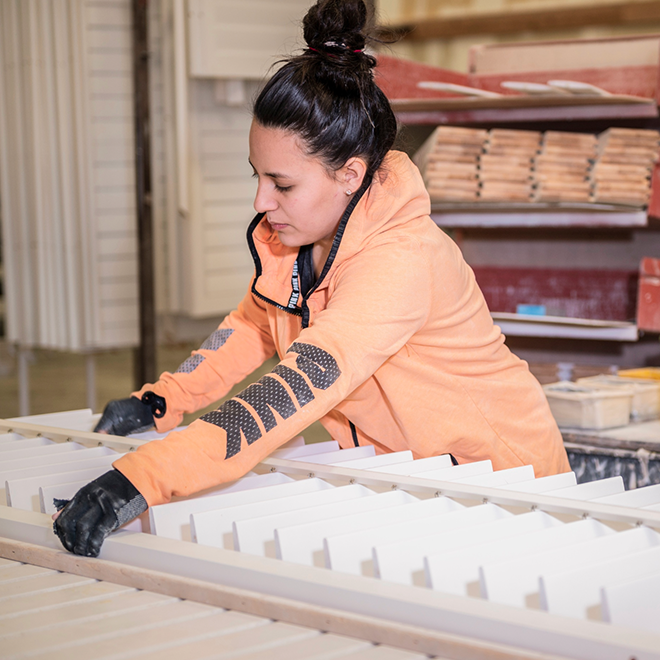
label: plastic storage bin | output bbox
[543,381,633,430]
[576,375,660,422]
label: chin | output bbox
[277,233,304,248]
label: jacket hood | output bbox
[248,151,431,312]
[335,150,432,265]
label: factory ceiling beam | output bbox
[384,1,660,41]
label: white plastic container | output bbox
[543,381,632,430]
[576,375,660,422]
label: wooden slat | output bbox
[189,479,333,550]
[0,437,54,453]
[602,572,660,632]
[0,580,138,636]
[324,496,462,577]
[0,442,82,461]
[275,490,419,567]
[549,477,625,500]
[414,459,492,481]
[330,451,414,471]
[374,504,513,586]
[3,598,225,659]
[150,473,304,542]
[501,472,577,494]
[425,511,564,595]
[233,485,376,556]
[270,440,340,459]
[230,632,372,660]
[594,483,660,508]
[481,525,656,608]
[452,465,535,488]
[366,454,452,475]
[7,462,116,511]
[294,446,376,466]
[0,570,94,601]
[540,543,660,619]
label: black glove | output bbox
[94,391,166,436]
[53,469,148,557]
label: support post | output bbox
[132,0,156,390]
[17,347,30,417]
[85,353,96,412]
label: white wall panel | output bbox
[181,79,257,317]
[187,0,311,79]
[203,249,253,272]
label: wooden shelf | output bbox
[379,44,660,345]
[563,420,660,452]
[492,313,638,341]
[431,205,648,228]
[392,95,658,126]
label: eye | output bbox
[275,184,292,193]
[251,171,258,179]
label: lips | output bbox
[268,220,288,231]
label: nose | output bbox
[253,180,278,214]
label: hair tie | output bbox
[308,43,364,57]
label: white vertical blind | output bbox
[0,0,139,350]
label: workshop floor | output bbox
[0,340,609,444]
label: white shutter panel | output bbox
[0,0,139,350]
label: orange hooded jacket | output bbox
[114,152,570,506]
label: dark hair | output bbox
[253,0,397,181]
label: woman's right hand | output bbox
[52,469,148,557]
[93,395,163,436]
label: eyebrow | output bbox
[248,159,292,180]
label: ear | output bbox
[338,157,368,191]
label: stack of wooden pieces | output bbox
[591,128,660,206]
[414,126,488,202]
[416,126,659,209]
[532,131,596,203]
[478,129,539,202]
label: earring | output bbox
[345,189,352,196]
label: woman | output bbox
[54,0,570,557]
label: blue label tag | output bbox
[516,304,546,316]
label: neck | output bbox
[312,236,334,279]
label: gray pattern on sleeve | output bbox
[175,329,235,373]
[200,329,234,351]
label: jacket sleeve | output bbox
[132,280,277,432]
[114,239,431,506]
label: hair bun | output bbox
[254,0,397,182]
[303,0,370,61]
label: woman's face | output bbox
[248,121,364,248]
